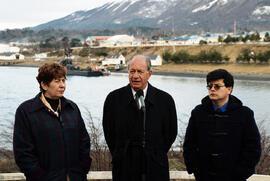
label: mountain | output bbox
[33,0,270,32]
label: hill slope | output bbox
[33,0,270,31]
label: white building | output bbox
[146,54,162,66]
[107,35,135,44]
[105,35,135,46]
[0,52,24,60]
[0,44,20,53]
[185,36,206,45]
[34,53,47,61]
[102,54,126,66]
[0,44,24,60]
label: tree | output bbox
[174,51,190,63]
[94,50,108,57]
[208,50,222,63]
[256,51,270,63]
[199,40,207,45]
[218,35,223,43]
[61,36,69,48]
[40,36,57,48]
[171,53,180,63]
[62,37,72,57]
[197,50,208,63]
[255,32,261,41]
[223,55,230,62]
[255,121,270,174]
[79,47,89,57]
[70,38,81,47]
[64,48,72,58]
[241,48,251,63]
[85,110,111,171]
[249,33,257,41]
[223,35,232,44]
[264,32,270,42]
[162,51,172,62]
[152,35,160,40]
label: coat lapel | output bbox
[145,83,156,107]
[124,84,138,109]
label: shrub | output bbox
[208,50,223,63]
[199,40,207,45]
[223,55,230,62]
[197,50,208,63]
[162,51,172,62]
[94,51,108,57]
[79,47,89,57]
[256,52,270,63]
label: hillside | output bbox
[33,0,270,31]
[2,44,270,75]
[72,43,270,75]
[83,43,270,62]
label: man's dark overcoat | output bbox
[13,93,91,181]
[103,83,177,181]
[183,95,261,181]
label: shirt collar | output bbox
[131,84,148,100]
[213,101,229,112]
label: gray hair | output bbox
[128,55,152,71]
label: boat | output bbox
[67,69,104,76]
[100,68,111,76]
[106,64,126,72]
[60,59,106,77]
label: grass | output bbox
[154,63,270,74]
[2,43,270,75]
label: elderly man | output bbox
[13,63,91,181]
[103,55,177,181]
[183,69,261,181]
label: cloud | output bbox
[0,0,110,30]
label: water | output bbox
[1,66,270,143]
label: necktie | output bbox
[135,92,140,109]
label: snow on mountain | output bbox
[137,4,166,18]
[121,1,137,12]
[218,0,229,6]
[192,0,219,13]
[253,6,270,15]
[33,0,270,31]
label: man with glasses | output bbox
[103,55,177,181]
[183,69,261,181]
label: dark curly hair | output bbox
[206,69,234,88]
[36,63,67,92]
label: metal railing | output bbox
[0,171,270,181]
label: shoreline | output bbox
[118,69,270,81]
[2,63,270,81]
[154,70,270,81]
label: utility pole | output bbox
[172,16,176,53]
[234,20,237,35]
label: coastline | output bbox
[118,69,270,81]
[1,63,270,81]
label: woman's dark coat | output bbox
[13,93,91,181]
[183,95,261,181]
[103,83,177,181]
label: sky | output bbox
[0,0,112,30]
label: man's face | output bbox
[208,79,232,105]
[128,56,152,91]
[42,77,66,99]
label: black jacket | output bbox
[103,83,177,181]
[183,95,261,181]
[13,93,91,181]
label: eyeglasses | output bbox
[206,84,226,90]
